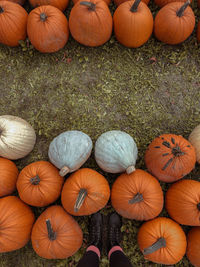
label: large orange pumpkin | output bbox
[113,0,153,48]
[27,5,69,53]
[137,217,187,265]
[31,205,83,259]
[29,0,69,11]
[0,196,35,252]
[61,168,110,216]
[0,1,28,47]
[69,0,113,47]
[17,161,64,207]
[0,157,19,197]
[154,1,195,45]
[144,134,196,182]
[165,179,200,226]
[111,169,163,220]
[186,227,200,267]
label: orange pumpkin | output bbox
[154,0,192,7]
[0,157,19,197]
[137,217,187,265]
[113,0,153,48]
[73,0,111,5]
[16,161,64,207]
[29,0,69,11]
[111,169,163,220]
[144,134,196,183]
[114,0,150,6]
[154,1,195,45]
[0,1,28,47]
[186,227,200,267]
[31,205,83,259]
[27,5,69,53]
[165,179,200,226]
[69,0,113,47]
[0,196,35,252]
[61,168,110,216]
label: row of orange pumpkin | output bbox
[0,0,199,52]
[0,162,200,265]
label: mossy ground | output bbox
[0,0,200,266]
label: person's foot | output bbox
[88,212,103,252]
[107,212,122,252]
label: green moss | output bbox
[0,1,199,266]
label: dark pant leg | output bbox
[77,250,99,267]
[110,250,133,267]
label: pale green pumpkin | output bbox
[95,130,138,174]
[48,131,92,176]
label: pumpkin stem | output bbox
[126,165,136,174]
[46,219,57,241]
[172,145,185,157]
[59,166,70,177]
[130,0,141,12]
[80,1,96,11]
[143,237,166,255]
[197,203,200,211]
[0,6,4,13]
[30,175,40,185]
[74,188,87,212]
[40,12,47,21]
[176,0,190,17]
[129,193,143,204]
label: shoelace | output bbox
[109,226,121,246]
[90,224,101,246]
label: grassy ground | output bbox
[0,0,200,266]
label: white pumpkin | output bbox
[48,130,93,176]
[0,115,36,160]
[95,130,138,174]
[189,124,200,163]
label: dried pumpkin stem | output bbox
[74,188,87,212]
[172,146,185,156]
[46,219,57,241]
[176,0,190,17]
[30,175,40,185]
[126,165,135,174]
[40,12,47,21]
[80,1,96,11]
[0,6,4,13]
[130,0,141,12]
[143,237,166,255]
[129,193,143,204]
[59,166,70,176]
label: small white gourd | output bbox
[95,130,138,174]
[48,130,93,176]
[0,115,36,160]
[188,124,200,163]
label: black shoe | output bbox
[108,212,122,252]
[88,212,103,252]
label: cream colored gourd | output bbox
[189,124,200,163]
[0,115,36,160]
[48,130,92,176]
[95,130,138,174]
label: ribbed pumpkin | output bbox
[113,0,153,48]
[31,205,83,259]
[0,157,19,197]
[189,124,200,162]
[69,0,113,47]
[0,196,35,252]
[154,0,191,7]
[144,134,196,183]
[186,227,200,267]
[27,5,69,53]
[154,1,195,45]
[0,1,28,47]
[114,0,150,7]
[73,0,111,5]
[111,169,163,220]
[61,168,110,216]
[17,161,64,207]
[165,179,200,226]
[29,0,69,11]
[137,217,187,265]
